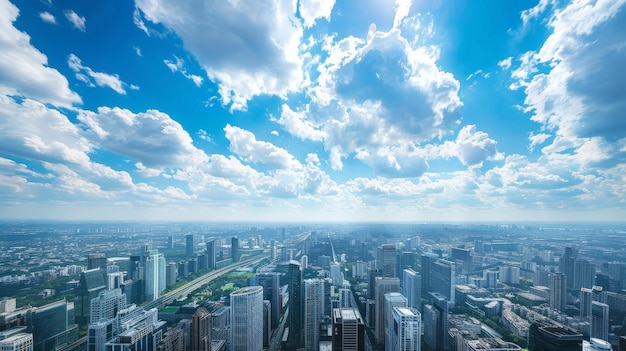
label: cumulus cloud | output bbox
[528,132,551,151]
[163,56,203,87]
[299,0,335,28]
[498,57,512,70]
[39,11,56,24]
[224,124,301,170]
[445,125,504,167]
[514,0,626,160]
[0,0,80,107]
[64,9,86,32]
[68,54,130,94]
[135,0,305,111]
[273,104,326,141]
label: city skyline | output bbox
[1,0,625,223]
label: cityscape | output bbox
[1,0,626,351]
[1,222,626,351]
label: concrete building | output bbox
[384,293,408,351]
[256,272,281,328]
[332,308,365,351]
[389,307,421,351]
[528,321,583,351]
[590,301,609,341]
[374,277,401,344]
[191,307,211,351]
[304,279,325,351]
[402,268,421,309]
[230,286,263,351]
[550,273,567,312]
[142,246,166,302]
[0,332,33,351]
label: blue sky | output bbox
[1,0,625,222]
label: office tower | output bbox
[340,288,353,308]
[374,277,401,343]
[528,321,583,351]
[561,247,578,289]
[188,258,198,274]
[211,305,230,342]
[270,240,277,260]
[230,286,263,351]
[231,237,240,262]
[608,262,626,291]
[166,262,177,287]
[430,259,455,303]
[332,308,365,351]
[590,301,609,341]
[304,279,325,351]
[287,261,303,349]
[390,307,421,351]
[28,299,78,351]
[399,252,417,278]
[104,307,166,350]
[263,300,271,348]
[378,244,398,278]
[143,247,166,302]
[0,333,33,351]
[167,235,174,249]
[483,270,498,289]
[368,269,383,299]
[90,288,126,324]
[451,247,471,274]
[186,234,194,257]
[384,293,408,351]
[331,263,343,287]
[551,272,567,312]
[256,272,281,328]
[421,254,437,298]
[78,268,107,326]
[580,288,593,318]
[191,307,211,351]
[574,259,595,291]
[88,253,107,270]
[402,268,421,309]
[582,338,612,350]
[205,240,216,269]
[423,293,449,351]
[157,327,185,351]
[499,265,520,285]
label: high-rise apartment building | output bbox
[580,288,593,319]
[90,288,126,324]
[304,279,325,351]
[332,308,365,351]
[573,259,595,291]
[230,286,263,351]
[389,307,421,351]
[331,263,343,287]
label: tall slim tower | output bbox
[378,244,398,278]
[402,268,421,309]
[374,277,401,344]
[304,279,325,351]
[231,237,240,262]
[257,272,281,328]
[143,247,166,302]
[590,301,609,341]
[186,234,194,257]
[230,286,263,351]
[287,261,303,349]
[384,293,408,351]
[191,307,211,351]
[332,308,365,351]
[550,272,567,312]
[206,240,216,269]
[430,259,455,303]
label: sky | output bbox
[0,0,625,223]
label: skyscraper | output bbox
[304,279,325,351]
[230,286,263,351]
[389,307,421,351]
[528,321,583,351]
[191,307,211,351]
[430,259,455,303]
[142,247,166,302]
[374,277,401,344]
[590,301,609,341]
[332,308,365,351]
[206,240,216,269]
[231,237,240,262]
[378,244,398,278]
[423,293,449,351]
[87,253,107,270]
[90,288,126,324]
[331,263,343,287]
[550,272,567,312]
[286,261,303,349]
[256,272,281,328]
[573,259,595,291]
[580,288,593,318]
[561,247,578,290]
[402,268,421,309]
[384,293,408,351]
[186,234,195,257]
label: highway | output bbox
[143,253,270,311]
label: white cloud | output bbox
[299,0,335,28]
[136,0,305,111]
[498,57,512,70]
[528,132,551,151]
[521,0,555,25]
[133,46,142,57]
[163,56,203,87]
[274,104,326,141]
[0,0,80,108]
[64,9,86,32]
[446,125,504,167]
[133,6,149,35]
[224,124,302,170]
[39,11,56,24]
[68,54,129,94]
